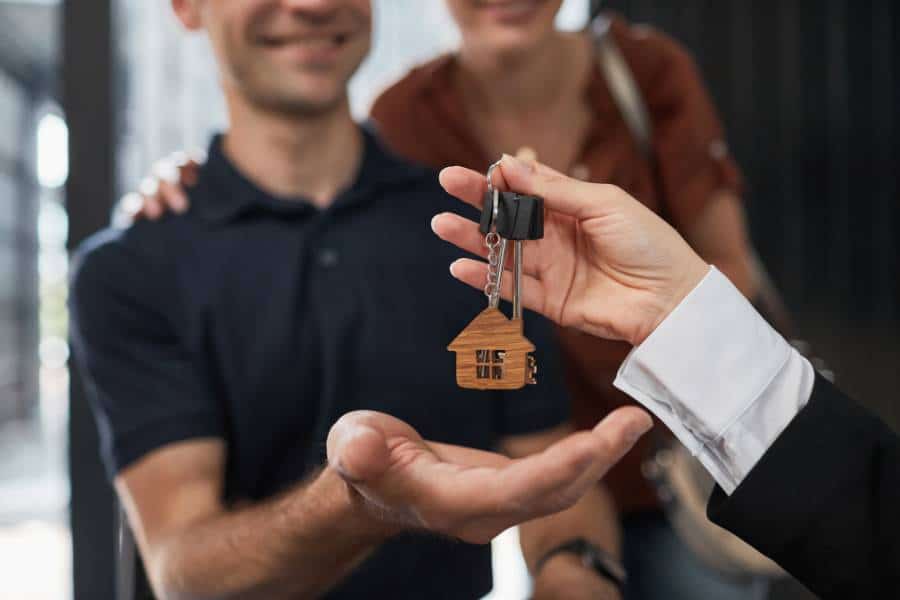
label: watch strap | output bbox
[534,538,627,591]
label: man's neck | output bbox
[222,92,363,209]
[457,31,591,117]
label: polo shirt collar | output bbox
[195,123,423,224]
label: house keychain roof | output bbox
[448,307,537,390]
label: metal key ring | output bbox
[487,159,502,225]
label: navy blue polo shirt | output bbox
[70,127,569,599]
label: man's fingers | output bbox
[574,406,654,488]
[494,431,602,515]
[497,407,653,517]
[541,407,653,515]
[428,441,510,469]
[332,425,388,484]
[327,412,395,483]
[327,411,425,482]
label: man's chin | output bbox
[251,87,348,118]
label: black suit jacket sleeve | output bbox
[706,374,900,599]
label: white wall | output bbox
[0,68,29,419]
[117,0,587,189]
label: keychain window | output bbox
[475,350,506,380]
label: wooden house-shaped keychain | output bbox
[447,161,544,391]
[448,307,537,390]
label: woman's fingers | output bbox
[179,159,201,187]
[153,159,189,213]
[438,164,513,212]
[170,150,202,187]
[431,213,490,259]
[448,258,547,317]
[158,179,189,214]
[497,155,629,221]
[438,167,486,211]
[431,212,544,275]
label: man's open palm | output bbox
[327,408,651,544]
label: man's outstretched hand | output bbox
[326,408,652,545]
[432,155,710,347]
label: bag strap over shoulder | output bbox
[591,15,654,160]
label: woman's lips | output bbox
[478,0,545,25]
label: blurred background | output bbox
[0,0,896,598]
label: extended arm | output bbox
[434,155,900,598]
[117,439,389,600]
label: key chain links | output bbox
[484,160,506,307]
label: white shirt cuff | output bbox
[613,267,815,494]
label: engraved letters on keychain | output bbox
[448,160,545,390]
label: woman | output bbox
[372,7,765,600]
[131,3,767,598]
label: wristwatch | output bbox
[534,538,627,592]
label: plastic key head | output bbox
[498,192,544,240]
[479,191,544,240]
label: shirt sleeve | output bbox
[69,230,223,478]
[494,310,571,437]
[613,267,815,494]
[634,26,744,232]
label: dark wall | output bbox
[603,0,900,427]
[65,1,118,599]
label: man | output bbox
[69,1,645,599]
[433,155,900,599]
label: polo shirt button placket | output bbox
[317,248,340,269]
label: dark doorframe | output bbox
[64,1,118,598]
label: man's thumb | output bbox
[327,413,390,483]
